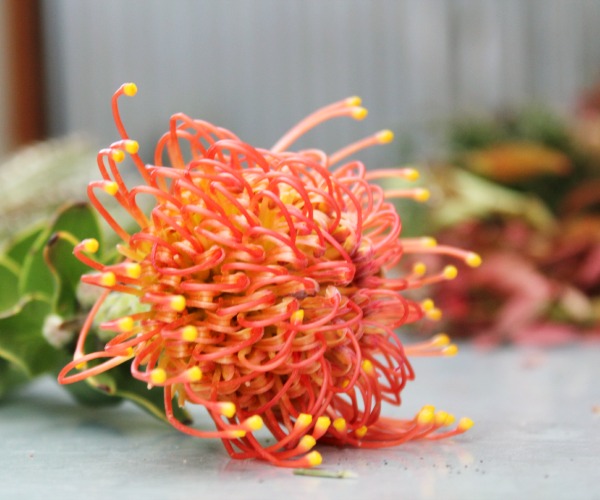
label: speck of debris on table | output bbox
[293,469,357,479]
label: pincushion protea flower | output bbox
[58,83,480,468]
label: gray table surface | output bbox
[1,344,599,500]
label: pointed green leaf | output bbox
[19,203,102,298]
[3,223,45,266]
[44,232,92,317]
[0,358,29,398]
[0,296,59,377]
[48,202,103,245]
[86,365,191,424]
[61,377,124,407]
[18,232,55,298]
[57,347,188,422]
[0,256,19,311]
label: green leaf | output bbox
[58,348,189,422]
[18,234,55,298]
[19,203,102,299]
[44,232,92,317]
[427,167,556,231]
[3,223,45,266]
[0,256,19,311]
[61,377,124,407]
[85,365,191,424]
[0,358,29,398]
[48,344,124,408]
[0,296,60,377]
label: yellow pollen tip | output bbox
[443,265,458,280]
[413,262,427,276]
[228,430,246,439]
[432,333,450,347]
[426,308,443,321]
[150,368,167,385]
[421,299,435,311]
[355,425,368,438]
[169,295,186,312]
[376,129,394,144]
[443,344,459,357]
[75,361,87,370]
[466,252,482,268]
[346,96,362,106]
[244,415,264,432]
[117,317,134,332]
[458,417,474,431]
[421,298,435,311]
[445,414,456,426]
[124,263,141,279]
[414,188,430,202]
[315,416,331,432]
[299,435,317,450]
[333,418,347,433]
[103,182,119,196]
[404,168,420,181]
[181,325,198,342]
[219,402,237,418]
[417,408,435,426]
[435,411,449,426]
[186,366,202,382]
[290,309,304,324]
[123,82,138,96]
[422,237,437,247]
[352,107,368,120]
[123,347,134,357]
[82,238,99,253]
[341,379,350,389]
[100,272,116,287]
[296,414,313,428]
[111,149,125,163]
[306,451,323,467]
[361,359,375,376]
[124,140,139,154]
[421,404,436,413]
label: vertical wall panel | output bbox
[41,0,600,166]
[577,0,600,92]
[497,0,531,108]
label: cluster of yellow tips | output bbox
[59,83,478,469]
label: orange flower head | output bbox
[59,84,479,467]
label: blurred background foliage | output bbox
[1,0,599,405]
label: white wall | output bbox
[41,0,600,168]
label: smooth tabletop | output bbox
[1,344,599,500]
